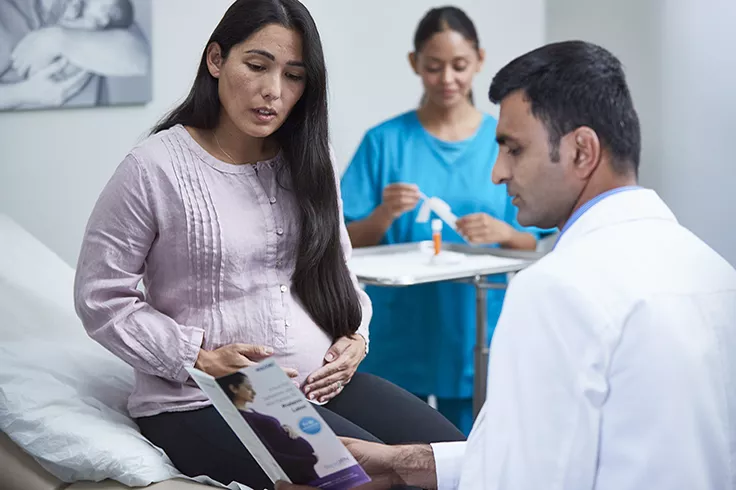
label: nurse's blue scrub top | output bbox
[341,111,548,399]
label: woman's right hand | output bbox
[379,183,421,219]
[194,343,298,379]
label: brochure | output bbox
[187,360,371,489]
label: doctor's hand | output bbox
[379,183,421,219]
[457,213,514,245]
[302,335,366,403]
[340,437,402,489]
[275,437,401,490]
[342,437,438,489]
[194,343,299,379]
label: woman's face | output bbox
[207,24,307,140]
[411,29,484,109]
[230,378,256,404]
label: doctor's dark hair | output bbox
[489,40,641,175]
[152,0,362,341]
[414,6,480,104]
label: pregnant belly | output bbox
[273,323,333,389]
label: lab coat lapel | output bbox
[554,189,678,251]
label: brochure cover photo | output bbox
[187,360,371,489]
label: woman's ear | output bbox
[206,42,224,79]
[408,52,419,75]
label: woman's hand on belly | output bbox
[302,335,367,403]
[194,343,299,378]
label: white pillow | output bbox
[0,215,82,342]
[0,215,246,489]
[0,338,182,485]
[0,215,180,485]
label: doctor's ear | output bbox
[409,52,419,74]
[569,127,601,179]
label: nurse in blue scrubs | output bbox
[340,6,551,435]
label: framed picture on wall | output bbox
[0,0,152,111]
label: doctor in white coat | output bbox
[278,40,736,490]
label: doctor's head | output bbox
[489,41,641,230]
[410,6,485,110]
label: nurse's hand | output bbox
[302,335,367,403]
[456,213,514,245]
[380,183,421,219]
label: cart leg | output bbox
[473,278,488,417]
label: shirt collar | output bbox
[554,186,641,249]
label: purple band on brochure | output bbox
[309,464,371,490]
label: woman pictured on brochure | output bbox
[219,372,319,485]
[73,0,464,488]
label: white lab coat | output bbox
[433,188,736,490]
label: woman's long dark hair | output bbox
[414,6,480,105]
[152,0,361,340]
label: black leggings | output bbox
[137,373,464,490]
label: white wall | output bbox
[546,0,736,265]
[0,0,545,266]
[545,0,663,190]
[658,0,736,266]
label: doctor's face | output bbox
[492,90,581,229]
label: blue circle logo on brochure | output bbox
[299,417,321,435]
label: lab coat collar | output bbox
[554,188,678,251]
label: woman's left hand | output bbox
[456,212,514,245]
[303,335,366,404]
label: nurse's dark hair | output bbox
[151,0,362,340]
[489,40,641,176]
[413,6,480,104]
[217,372,250,402]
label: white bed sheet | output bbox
[0,215,247,489]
